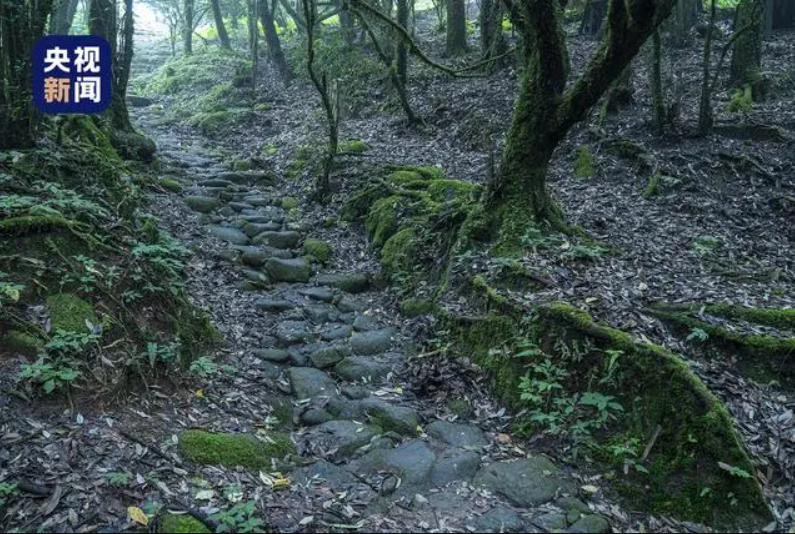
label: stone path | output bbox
[133,108,611,533]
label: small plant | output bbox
[107,471,134,486]
[718,462,753,479]
[563,244,608,260]
[687,327,710,342]
[727,84,753,113]
[0,482,18,507]
[604,437,648,474]
[211,501,264,533]
[573,146,596,179]
[18,357,80,394]
[140,342,180,369]
[189,356,218,377]
[692,235,722,256]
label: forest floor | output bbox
[1,14,794,534]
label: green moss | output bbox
[573,146,595,180]
[232,159,253,171]
[4,330,45,356]
[0,215,74,236]
[399,297,435,317]
[342,184,392,221]
[339,139,371,153]
[387,170,426,187]
[253,102,271,112]
[644,171,661,199]
[385,165,444,181]
[728,84,753,112]
[302,239,334,263]
[188,109,254,136]
[46,293,97,333]
[159,179,183,193]
[160,514,211,534]
[179,430,295,471]
[448,398,475,419]
[365,196,403,248]
[426,180,476,202]
[703,304,795,330]
[380,227,416,273]
[281,197,299,211]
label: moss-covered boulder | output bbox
[159,178,183,192]
[179,430,295,471]
[302,239,334,263]
[47,293,97,333]
[160,514,211,534]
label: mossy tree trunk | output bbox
[210,0,231,48]
[49,0,79,34]
[396,0,409,86]
[669,0,698,47]
[259,0,293,80]
[489,0,678,236]
[651,29,665,134]
[480,0,507,69]
[580,0,606,36]
[184,0,194,54]
[89,0,133,133]
[0,0,53,149]
[730,0,764,86]
[698,0,717,134]
[445,0,466,55]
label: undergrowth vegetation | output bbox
[0,117,219,398]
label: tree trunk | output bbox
[90,0,133,133]
[580,0,606,36]
[396,0,409,86]
[698,0,717,135]
[602,65,635,115]
[184,0,194,54]
[445,0,466,56]
[669,0,698,47]
[248,0,259,84]
[0,0,54,149]
[730,0,763,86]
[49,0,79,34]
[210,0,231,48]
[651,29,665,135]
[259,0,293,80]
[490,0,678,236]
[340,8,356,45]
[480,0,507,68]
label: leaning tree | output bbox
[486,0,678,238]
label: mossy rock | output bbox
[302,239,334,263]
[573,146,595,179]
[380,228,418,274]
[46,293,97,333]
[426,179,476,202]
[4,330,45,356]
[160,514,211,534]
[342,184,392,221]
[253,102,271,112]
[365,196,404,248]
[159,179,183,193]
[400,297,435,317]
[179,430,295,471]
[188,109,254,136]
[340,139,371,153]
[385,164,444,181]
[232,159,253,171]
[281,197,299,211]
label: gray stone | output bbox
[474,508,524,533]
[335,357,391,383]
[241,269,269,286]
[238,248,269,267]
[535,513,568,531]
[228,201,254,212]
[303,304,338,324]
[352,315,378,332]
[185,195,221,213]
[473,457,575,507]
[276,320,316,345]
[289,368,337,399]
[321,324,353,341]
[351,328,395,355]
[215,170,275,185]
[328,398,420,436]
[258,361,283,380]
[255,298,295,312]
[266,257,311,283]
[309,345,350,369]
[299,287,336,303]
[350,440,436,492]
[315,273,371,293]
[302,421,379,457]
[427,421,488,449]
[128,95,154,107]
[294,460,361,487]
[568,515,610,533]
[198,178,234,188]
[429,448,481,486]
[209,225,249,245]
[288,348,308,367]
[254,348,290,363]
[253,231,301,249]
[243,222,282,237]
[342,386,370,400]
[301,408,334,426]
[337,298,365,313]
